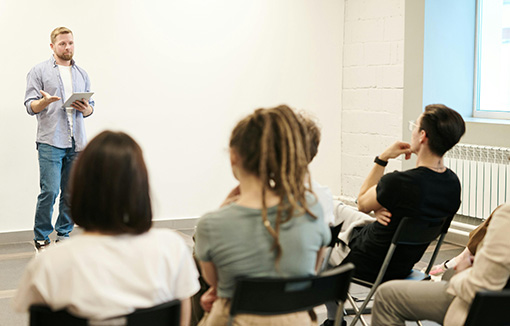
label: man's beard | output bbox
[57,52,73,61]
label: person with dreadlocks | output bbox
[194,105,331,326]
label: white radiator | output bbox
[444,144,510,219]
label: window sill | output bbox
[460,117,510,148]
[464,116,510,126]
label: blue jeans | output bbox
[34,142,77,241]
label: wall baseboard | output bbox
[0,217,200,245]
[1,210,473,247]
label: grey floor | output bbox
[0,226,463,326]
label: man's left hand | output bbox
[374,208,392,226]
[71,98,93,116]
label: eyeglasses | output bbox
[408,120,418,132]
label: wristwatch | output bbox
[374,156,388,167]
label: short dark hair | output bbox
[70,131,152,234]
[420,104,466,156]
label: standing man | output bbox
[24,27,94,251]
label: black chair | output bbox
[320,222,344,272]
[348,215,451,326]
[30,299,181,326]
[229,263,355,326]
[464,289,510,326]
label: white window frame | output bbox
[473,0,510,119]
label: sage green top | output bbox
[195,193,330,298]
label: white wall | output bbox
[0,0,344,233]
[340,0,405,198]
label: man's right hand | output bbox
[379,141,412,161]
[40,90,61,104]
[30,90,61,113]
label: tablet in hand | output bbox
[63,92,94,108]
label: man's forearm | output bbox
[358,141,411,212]
[30,99,49,114]
[359,163,385,199]
[357,154,389,212]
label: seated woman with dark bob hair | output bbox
[14,131,199,326]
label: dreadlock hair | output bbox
[297,111,322,163]
[229,105,316,266]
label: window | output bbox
[474,0,510,119]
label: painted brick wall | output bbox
[341,0,405,198]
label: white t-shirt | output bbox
[311,179,335,226]
[58,64,74,134]
[13,228,200,320]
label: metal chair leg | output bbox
[333,302,345,326]
[346,293,369,326]
[349,284,378,326]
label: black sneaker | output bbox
[34,240,50,253]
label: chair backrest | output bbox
[229,263,354,317]
[320,222,344,272]
[30,305,87,326]
[464,290,510,326]
[29,300,181,326]
[126,300,181,326]
[327,222,343,248]
[354,215,451,286]
[392,215,451,246]
[391,215,452,275]
[347,215,453,326]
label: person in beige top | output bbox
[370,202,510,326]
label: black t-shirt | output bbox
[344,167,461,282]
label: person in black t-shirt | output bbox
[322,104,466,326]
[351,104,465,281]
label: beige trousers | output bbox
[198,298,317,326]
[371,280,455,326]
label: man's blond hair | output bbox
[50,27,73,44]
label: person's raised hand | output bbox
[379,141,412,161]
[40,90,61,104]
